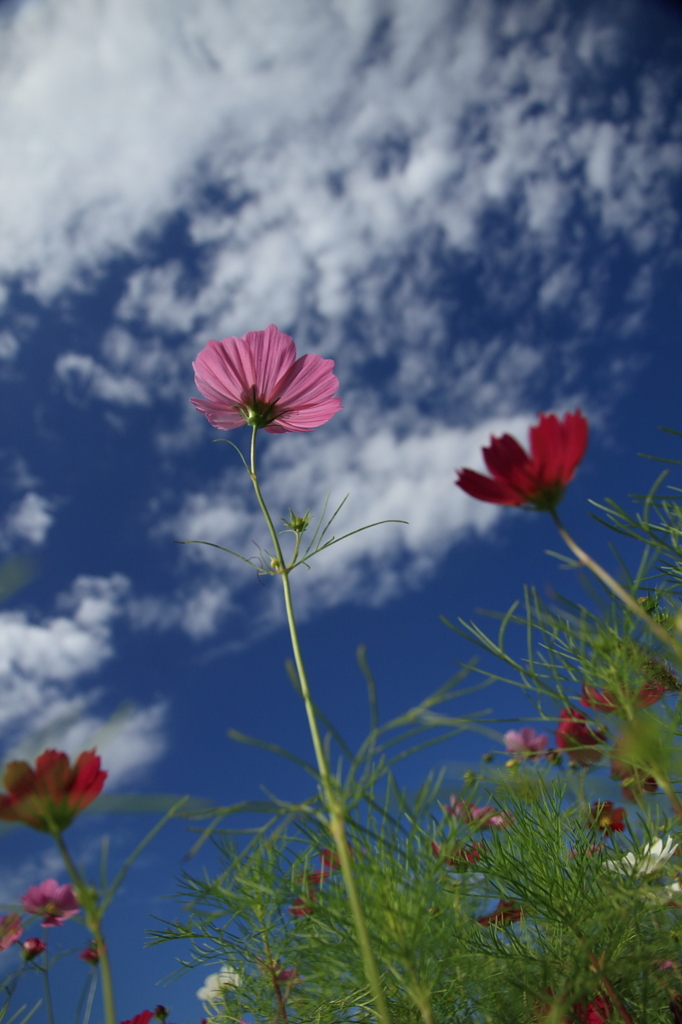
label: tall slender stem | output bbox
[550,510,682,661]
[53,832,117,1024]
[42,937,56,1024]
[248,427,391,1024]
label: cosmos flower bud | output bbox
[21,936,46,960]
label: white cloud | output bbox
[0,332,18,362]
[0,846,63,906]
[0,574,166,783]
[152,412,536,636]
[2,491,54,547]
[0,0,672,338]
[0,0,679,633]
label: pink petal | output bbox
[247,326,298,404]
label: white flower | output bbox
[606,836,678,876]
[196,966,241,1003]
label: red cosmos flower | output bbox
[288,895,316,917]
[572,996,611,1023]
[477,900,522,926]
[0,749,106,833]
[120,1013,154,1024]
[671,995,682,1024]
[580,680,666,712]
[320,848,341,869]
[610,756,657,802]
[0,913,22,950]
[536,992,611,1023]
[21,936,46,960]
[556,708,605,765]
[456,411,588,511]
[22,879,79,927]
[191,325,342,434]
[431,841,483,868]
[79,941,102,965]
[588,801,626,833]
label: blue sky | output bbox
[0,0,682,1017]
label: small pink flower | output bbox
[191,325,342,434]
[21,936,46,960]
[446,796,511,828]
[274,967,297,982]
[568,843,605,859]
[22,879,79,927]
[0,913,22,950]
[503,727,549,756]
[79,941,102,965]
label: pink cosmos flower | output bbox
[446,796,511,828]
[503,727,549,756]
[456,411,588,511]
[191,325,342,434]
[0,913,22,950]
[22,879,79,927]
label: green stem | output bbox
[53,832,117,1024]
[42,939,56,1024]
[248,427,391,1024]
[653,771,682,828]
[550,511,682,661]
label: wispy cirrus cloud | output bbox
[0,0,680,639]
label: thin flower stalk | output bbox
[52,830,116,1024]
[550,509,682,663]
[247,424,392,1024]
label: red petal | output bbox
[455,469,523,505]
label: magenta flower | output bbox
[446,796,511,828]
[191,325,342,433]
[0,913,22,950]
[503,727,549,756]
[22,879,79,927]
